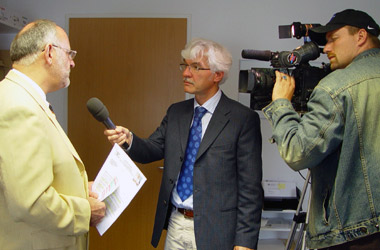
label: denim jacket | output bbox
[263,48,380,249]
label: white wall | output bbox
[2,0,379,129]
[1,0,379,206]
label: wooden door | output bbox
[68,18,187,250]
[0,50,11,79]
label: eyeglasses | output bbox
[52,44,77,60]
[179,63,210,73]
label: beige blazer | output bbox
[0,70,91,250]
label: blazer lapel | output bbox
[196,93,230,159]
[6,71,83,165]
[178,100,195,155]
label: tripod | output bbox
[285,169,311,250]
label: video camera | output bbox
[239,22,331,112]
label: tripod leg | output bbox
[285,170,311,250]
[301,185,312,250]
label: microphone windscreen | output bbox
[87,97,109,122]
[241,49,273,61]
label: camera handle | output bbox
[285,169,312,250]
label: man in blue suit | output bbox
[104,38,263,250]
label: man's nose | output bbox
[182,66,192,76]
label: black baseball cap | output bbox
[309,9,380,45]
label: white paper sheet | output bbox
[92,143,147,235]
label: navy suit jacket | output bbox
[129,93,263,250]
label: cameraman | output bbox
[262,9,380,250]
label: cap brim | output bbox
[309,24,345,45]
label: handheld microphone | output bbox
[86,97,129,149]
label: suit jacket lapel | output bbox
[178,100,194,155]
[5,71,83,164]
[197,93,230,159]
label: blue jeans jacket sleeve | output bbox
[262,85,344,171]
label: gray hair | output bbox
[10,19,58,65]
[181,38,232,84]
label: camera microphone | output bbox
[241,41,320,68]
[87,97,130,149]
[241,49,273,61]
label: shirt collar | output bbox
[11,69,49,108]
[193,89,222,114]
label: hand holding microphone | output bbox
[87,97,131,150]
[104,125,133,149]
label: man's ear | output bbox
[43,44,54,64]
[214,71,224,83]
[357,29,368,47]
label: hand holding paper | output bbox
[91,144,147,235]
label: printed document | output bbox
[92,143,147,235]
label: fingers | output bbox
[275,71,292,83]
[103,126,126,135]
[89,190,99,199]
[275,70,282,81]
[272,71,295,101]
[104,126,130,146]
[88,181,99,199]
[88,197,106,227]
[233,246,254,250]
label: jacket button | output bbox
[163,200,167,205]
[360,227,368,233]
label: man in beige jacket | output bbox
[0,19,106,250]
